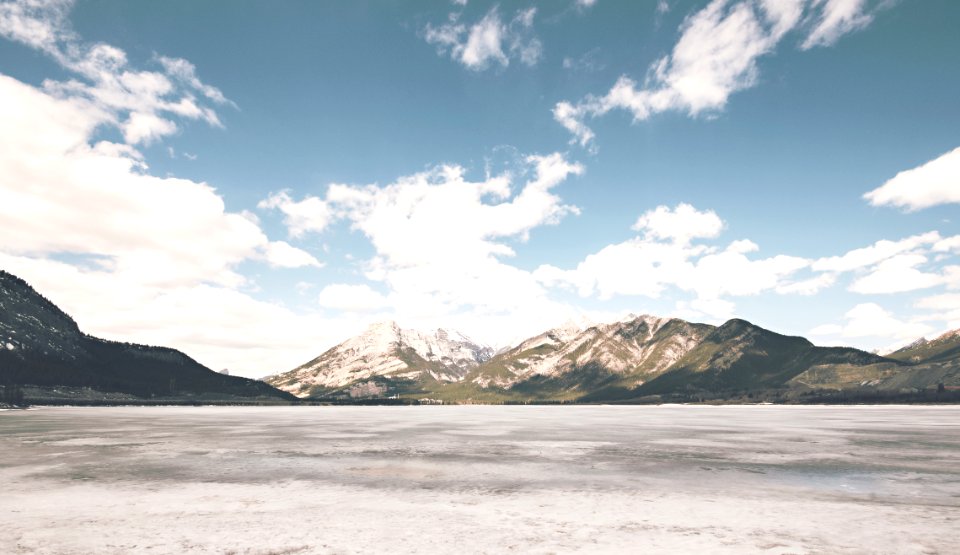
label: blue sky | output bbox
[1,0,959,377]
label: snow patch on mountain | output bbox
[473,314,707,388]
[266,321,493,396]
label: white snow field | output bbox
[1,405,958,554]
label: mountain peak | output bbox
[1,271,292,401]
[935,328,960,342]
[267,321,492,397]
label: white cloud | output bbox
[0,0,231,146]
[536,203,810,305]
[325,153,582,267]
[258,190,334,238]
[801,0,874,49]
[317,283,389,313]
[264,242,323,269]
[0,37,320,378]
[809,302,933,342]
[632,203,724,244]
[424,6,542,70]
[812,232,940,273]
[0,0,72,54]
[863,147,960,211]
[674,297,736,322]
[0,251,349,380]
[808,231,960,295]
[555,0,878,147]
[0,75,313,288]
[576,0,597,8]
[934,235,960,254]
[848,254,947,295]
[915,293,960,312]
[775,272,837,295]
[122,111,178,145]
[259,153,586,346]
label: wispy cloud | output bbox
[0,0,233,144]
[809,302,933,343]
[424,6,542,70]
[864,147,960,211]
[555,0,883,148]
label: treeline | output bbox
[1,384,26,407]
[615,387,960,405]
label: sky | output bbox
[1,0,959,379]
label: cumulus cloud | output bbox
[0,251,359,378]
[317,284,389,313]
[863,147,960,211]
[258,190,334,238]
[848,254,947,295]
[811,232,960,295]
[424,6,542,70]
[535,203,811,320]
[555,0,880,147]
[0,7,324,377]
[0,0,231,145]
[0,75,317,288]
[914,293,960,333]
[264,242,323,269]
[632,203,724,244]
[257,153,586,345]
[328,154,582,299]
[809,303,933,342]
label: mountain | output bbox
[632,319,896,396]
[265,320,493,398]
[268,313,954,403]
[887,329,960,364]
[470,315,714,400]
[0,270,294,403]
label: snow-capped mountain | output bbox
[889,328,960,364]
[265,321,493,397]
[468,315,713,389]
[0,271,86,361]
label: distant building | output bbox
[219,368,230,376]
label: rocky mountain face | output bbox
[888,329,960,364]
[634,319,894,395]
[269,313,960,402]
[0,271,293,402]
[265,321,493,398]
[788,328,960,394]
[469,316,715,399]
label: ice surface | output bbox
[1,405,958,554]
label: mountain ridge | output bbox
[266,320,493,398]
[266,313,958,403]
[0,270,294,403]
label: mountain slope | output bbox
[633,319,899,396]
[887,330,960,364]
[469,315,715,400]
[0,271,293,402]
[265,321,493,398]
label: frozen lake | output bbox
[1,406,958,554]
